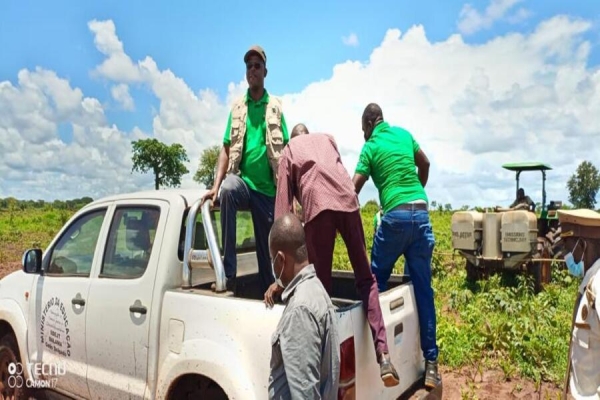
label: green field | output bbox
[0,203,578,389]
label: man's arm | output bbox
[213,145,230,189]
[201,112,232,204]
[353,145,371,195]
[279,306,322,400]
[414,148,430,188]
[280,112,290,145]
[352,174,368,195]
[274,149,294,220]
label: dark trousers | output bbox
[219,174,274,294]
[304,209,389,358]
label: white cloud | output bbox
[507,7,533,24]
[111,83,134,110]
[1,15,600,212]
[458,0,531,35]
[342,33,359,47]
[88,19,141,82]
[279,16,600,208]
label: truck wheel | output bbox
[0,333,29,400]
[168,375,228,400]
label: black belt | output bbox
[391,203,428,211]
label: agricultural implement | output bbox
[450,162,562,293]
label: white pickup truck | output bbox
[0,189,441,400]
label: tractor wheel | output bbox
[527,261,551,294]
[465,260,484,283]
[528,237,553,294]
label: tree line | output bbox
[133,138,600,210]
[0,197,94,211]
[7,139,598,211]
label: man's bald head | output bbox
[291,123,309,139]
[362,103,384,141]
[362,103,383,125]
[269,213,308,262]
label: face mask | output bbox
[564,252,584,277]
[563,239,586,278]
[271,253,286,288]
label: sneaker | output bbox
[379,353,400,387]
[424,360,441,389]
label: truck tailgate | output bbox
[333,272,424,399]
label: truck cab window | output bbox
[177,209,255,261]
[47,209,107,276]
[101,207,160,279]
[212,210,256,254]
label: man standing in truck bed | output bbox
[266,123,399,387]
[201,45,290,294]
[352,103,441,389]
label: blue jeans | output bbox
[371,207,438,362]
[219,174,275,294]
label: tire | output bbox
[0,333,29,400]
[528,237,554,294]
[465,260,484,283]
[168,375,228,400]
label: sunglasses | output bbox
[246,62,264,71]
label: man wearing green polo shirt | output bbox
[201,45,289,294]
[352,103,441,390]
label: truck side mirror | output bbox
[22,249,43,274]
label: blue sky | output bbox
[1,0,600,206]
[3,0,597,138]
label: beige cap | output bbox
[244,45,267,64]
[558,209,600,240]
[557,209,600,227]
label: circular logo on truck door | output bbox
[40,296,72,357]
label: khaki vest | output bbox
[227,94,285,183]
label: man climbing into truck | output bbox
[352,103,441,389]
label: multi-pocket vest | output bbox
[227,94,285,183]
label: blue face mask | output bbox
[564,252,584,277]
[271,253,285,288]
[564,239,586,277]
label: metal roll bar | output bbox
[182,199,226,292]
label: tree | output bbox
[193,145,221,189]
[131,138,190,190]
[567,161,600,209]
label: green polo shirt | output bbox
[355,122,428,213]
[223,90,289,197]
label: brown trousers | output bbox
[304,209,388,357]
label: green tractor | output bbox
[451,162,562,293]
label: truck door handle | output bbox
[72,297,85,306]
[129,304,147,314]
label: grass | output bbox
[0,203,579,386]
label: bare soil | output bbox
[0,261,20,280]
[433,366,573,399]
